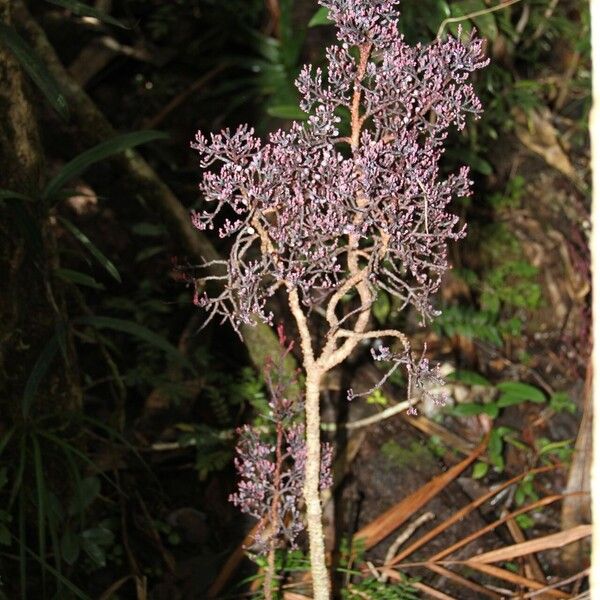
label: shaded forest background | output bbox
[0,0,592,598]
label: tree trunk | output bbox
[0,0,80,423]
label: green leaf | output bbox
[70,476,101,516]
[0,428,14,459]
[75,316,194,372]
[82,539,106,566]
[549,392,577,414]
[514,514,535,530]
[266,104,308,120]
[55,268,105,290]
[32,436,48,589]
[44,130,168,200]
[373,291,391,325]
[131,222,166,237]
[22,334,60,417]
[45,0,128,29]
[496,382,546,404]
[446,370,491,386]
[21,539,91,600]
[0,524,11,546]
[0,24,69,120]
[0,189,35,203]
[81,527,114,547]
[58,217,121,283]
[308,6,333,27]
[472,461,489,479]
[60,529,80,565]
[451,402,499,418]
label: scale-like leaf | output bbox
[0,24,68,120]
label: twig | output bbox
[144,64,228,130]
[379,512,435,583]
[523,568,590,599]
[437,0,522,38]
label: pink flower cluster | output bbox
[191,0,488,332]
[229,325,332,553]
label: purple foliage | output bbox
[229,325,333,553]
[191,0,487,333]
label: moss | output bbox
[381,439,437,470]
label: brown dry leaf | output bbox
[464,563,569,599]
[387,465,556,566]
[513,107,584,189]
[468,524,592,564]
[504,514,547,590]
[352,435,488,550]
[428,494,567,562]
[561,363,592,571]
[412,581,459,600]
[426,563,502,599]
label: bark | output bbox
[13,0,293,378]
[0,0,80,420]
[303,369,330,600]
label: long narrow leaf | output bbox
[59,218,121,283]
[45,0,128,29]
[18,536,91,600]
[55,268,105,290]
[38,431,123,495]
[44,130,168,200]
[22,335,60,418]
[75,316,195,372]
[0,189,35,203]
[10,436,27,511]
[19,493,27,600]
[0,428,14,458]
[32,436,48,593]
[0,23,68,119]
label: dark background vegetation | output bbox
[0,0,591,598]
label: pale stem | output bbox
[288,288,330,599]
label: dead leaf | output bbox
[353,435,488,550]
[468,524,592,564]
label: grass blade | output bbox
[0,23,68,119]
[44,130,168,200]
[45,0,128,29]
[59,218,121,283]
